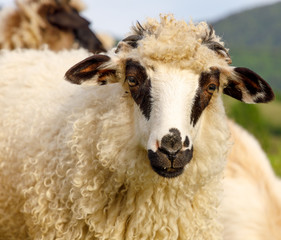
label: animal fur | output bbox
[0,15,274,239]
[0,49,227,240]
[0,0,107,52]
[221,120,281,240]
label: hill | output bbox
[212,1,281,90]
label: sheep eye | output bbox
[207,83,217,94]
[127,76,138,87]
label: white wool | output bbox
[0,50,229,239]
[221,120,281,240]
[135,15,228,72]
[0,0,86,51]
[0,14,269,239]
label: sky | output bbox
[81,0,280,38]
[0,0,280,38]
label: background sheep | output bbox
[0,15,274,239]
[0,0,107,52]
[220,120,281,240]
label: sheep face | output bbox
[126,61,199,178]
[65,15,274,178]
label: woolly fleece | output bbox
[0,0,85,51]
[221,120,281,240]
[0,16,233,240]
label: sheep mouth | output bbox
[151,165,184,178]
[148,147,193,178]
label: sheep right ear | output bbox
[65,54,115,85]
[223,67,274,103]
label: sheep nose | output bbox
[159,128,182,161]
[148,128,193,178]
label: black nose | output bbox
[148,129,193,178]
[159,128,182,160]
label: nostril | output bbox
[183,136,190,148]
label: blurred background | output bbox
[1,0,280,175]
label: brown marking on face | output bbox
[190,69,220,126]
[125,59,152,120]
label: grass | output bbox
[269,150,281,176]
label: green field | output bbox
[223,93,281,176]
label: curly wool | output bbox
[0,15,232,240]
[0,47,230,239]
[132,14,228,72]
[220,120,281,240]
[0,0,85,51]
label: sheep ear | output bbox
[47,7,89,30]
[47,8,106,53]
[223,67,274,103]
[65,54,115,85]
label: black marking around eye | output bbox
[126,60,152,120]
[190,70,220,126]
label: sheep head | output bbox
[65,15,274,178]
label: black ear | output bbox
[223,67,274,103]
[65,54,115,85]
[47,7,89,29]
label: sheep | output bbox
[220,120,281,240]
[0,15,274,239]
[0,0,106,52]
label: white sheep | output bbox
[0,0,106,52]
[220,120,281,240]
[0,15,274,239]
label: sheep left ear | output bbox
[65,54,115,85]
[223,67,274,103]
